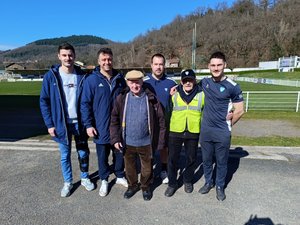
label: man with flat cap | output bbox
[110,70,166,201]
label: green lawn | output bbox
[0,80,299,146]
[231,136,300,146]
[0,81,42,95]
[237,70,300,80]
[238,81,300,91]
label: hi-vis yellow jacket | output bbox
[169,91,204,133]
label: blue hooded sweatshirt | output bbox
[40,64,87,145]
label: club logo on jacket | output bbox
[98,83,104,87]
[220,87,225,92]
[164,88,168,92]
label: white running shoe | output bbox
[81,178,95,191]
[60,182,73,197]
[99,180,108,197]
[116,177,128,187]
[160,171,169,184]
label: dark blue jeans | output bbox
[96,144,125,181]
[200,136,231,188]
[58,123,89,182]
[168,136,199,188]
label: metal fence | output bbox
[235,77,300,87]
[244,91,300,112]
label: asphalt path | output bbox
[0,142,299,225]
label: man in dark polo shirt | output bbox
[199,51,244,201]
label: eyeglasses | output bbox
[182,79,194,84]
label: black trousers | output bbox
[167,135,199,188]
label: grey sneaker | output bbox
[60,182,73,197]
[99,180,108,197]
[81,178,95,191]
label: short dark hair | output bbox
[97,47,113,58]
[151,53,165,64]
[58,43,75,54]
[209,51,226,62]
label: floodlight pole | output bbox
[192,23,196,70]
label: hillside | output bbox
[30,35,109,46]
[1,0,300,69]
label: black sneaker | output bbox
[184,183,193,193]
[124,185,140,199]
[164,186,176,197]
[198,183,214,194]
[142,190,152,201]
[216,186,226,201]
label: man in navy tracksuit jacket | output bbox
[80,47,128,197]
[40,43,94,197]
[144,53,177,184]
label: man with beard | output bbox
[81,48,128,197]
[144,53,177,184]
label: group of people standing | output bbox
[40,43,244,202]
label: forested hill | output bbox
[30,35,109,46]
[1,0,300,69]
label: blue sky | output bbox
[0,0,235,50]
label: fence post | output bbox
[296,92,300,112]
[245,91,249,112]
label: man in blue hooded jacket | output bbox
[81,47,128,197]
[40,43,94,197]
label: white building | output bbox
[278,56,300,72]
[259,61,278,70]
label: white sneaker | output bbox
[60,182,73,197]
[160,171,169,184]
[116,177,128,187]
[81,178,95,191]
[99,180,108,197]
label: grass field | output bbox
[0,81,42,95]
[1,78,300,95]
[0,79,299,146]
[237,70,300,80]
[239,81,300,91]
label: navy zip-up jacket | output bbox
[80,66,126,144]
[40,64,87,145]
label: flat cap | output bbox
[125,70,144,80]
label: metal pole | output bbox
[192,23,196,70]
[192,27,194,69]
[246,91,249,112]
[296,91,300,112]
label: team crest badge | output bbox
[220,87,225,92]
